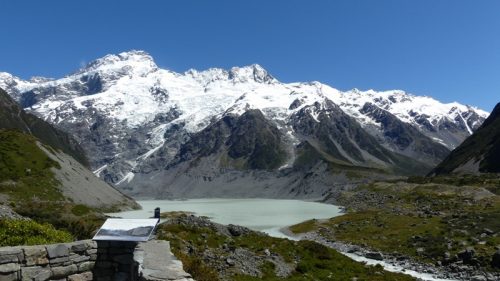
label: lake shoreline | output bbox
[108,198,495,280]
[107,198,342,238]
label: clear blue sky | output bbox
[0,1,498,111]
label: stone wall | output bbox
[0,240,97,281]
[0,240,193,281]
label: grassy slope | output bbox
[0,88,89,167]
[0,129,63,202]
[157,214,415,281]
[290,178,500,271]
[0,129,105,239]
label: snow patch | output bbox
[116,172,135,185]
[93,164,108,177]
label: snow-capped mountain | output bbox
[431,102,500,175]
[0,50,489,198]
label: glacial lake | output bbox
[107,199,453,280]
[106,199,342,238]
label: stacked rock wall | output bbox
[0,240,96,281]
[0,240,193,281]
[0,240,137,281]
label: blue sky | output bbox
[0,1,498,111]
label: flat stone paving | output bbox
[134,240,194,281]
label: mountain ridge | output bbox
[0,50,490,197]
[0,87,88,166]
[0,87,138,209]
[430,102,500,175]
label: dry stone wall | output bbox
[0,240,97,281]
[0,240,192,281]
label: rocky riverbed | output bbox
[299,232,500,281]
[293,180,500,281]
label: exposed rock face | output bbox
[339,90,487,149]
[431,102,500,175]
[173,110,287,170]
[0,205,25,220]
[289,100,436,176]
[359,102,451,165]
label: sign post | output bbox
[93,218,159,242]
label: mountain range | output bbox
[431,102,500,175]
[0,50,490,198]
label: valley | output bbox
[1,2,499,281]
[0,51,488,199]
[0,51,498,281]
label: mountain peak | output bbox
[431,101,500,175]
[229,64,276,83]
[479,102,500,129]
[29,76,54,83]
[77,50,158,75]
[491,102,500,116]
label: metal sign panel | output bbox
[93,218,159,242]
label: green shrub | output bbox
[0,219,73,246]
[15,201,104,240]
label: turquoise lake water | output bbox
[107,198,342,239]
